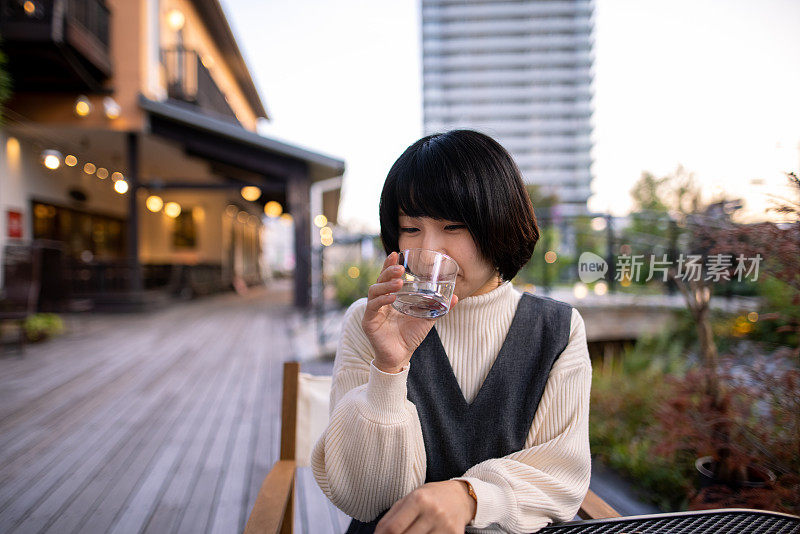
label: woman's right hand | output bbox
[362,252,457,374]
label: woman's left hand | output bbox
[375,480,476,534]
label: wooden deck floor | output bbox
[0,283,348,534]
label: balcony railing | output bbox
[162,47,239,123]
[0,0,112,89]
[67,0,110,47]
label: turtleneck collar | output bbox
[443,280,518,319]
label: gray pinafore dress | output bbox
[345,293,573,533]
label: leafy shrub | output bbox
[24,313,64,342]
[590,333,693,511]
[332,260,382,309]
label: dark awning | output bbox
[139,95,345,182]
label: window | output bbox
[173,208,197,249]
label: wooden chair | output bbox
[245,362,619,534]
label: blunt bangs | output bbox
[379,130,539,281]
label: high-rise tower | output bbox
[422,0,594,217]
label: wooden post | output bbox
[288,170,311,309]
[126,132,143,293]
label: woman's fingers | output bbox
[449,294,458,309]
[382,251,399,271]
[368,278,403,300]
[365,293,396,314]
[377,264,404,284]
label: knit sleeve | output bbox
[453,308,592,533]
[310,299,427,521]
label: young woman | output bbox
[312,130,591,534]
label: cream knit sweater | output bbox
[311,282,592,533]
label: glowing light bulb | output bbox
[264,201,283,218]
[164,202,181,218]
[166,9,185,31]
[75,95,92,117]
[240,186,261,201]
[41,149,62,170]
[146,195,164,212]
[103,97,121,119]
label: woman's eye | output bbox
[444,224,466,231]
[400,227,419,233]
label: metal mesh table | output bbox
[541,509,800,533]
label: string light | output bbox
[146,195,164,212]
[594,281,608,296]
[164,202,181,218]
[74,95,92,117]
[65,154,77,166]
[264,201,283,218]
[111,171,124,181]
[83,162,96,175]
[314,214,328,228]
[573,282,588,299]
[41,149,62,170]
[240,186,261,201]
[114,180,129,194]
[103,97,121,119]
[96,167,109,179]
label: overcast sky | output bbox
[222,0,800,230]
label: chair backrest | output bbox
[254,362,618,534]
[280,362,333,466]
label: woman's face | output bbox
[397,213,501,299]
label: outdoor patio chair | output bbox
[0,244,42,355]
[244,362,620,534]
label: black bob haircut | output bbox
[379,129,539,282]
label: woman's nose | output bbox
[421,233,445,254]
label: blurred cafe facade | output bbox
[0,0,344,310]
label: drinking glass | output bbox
[391,248,459,318]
